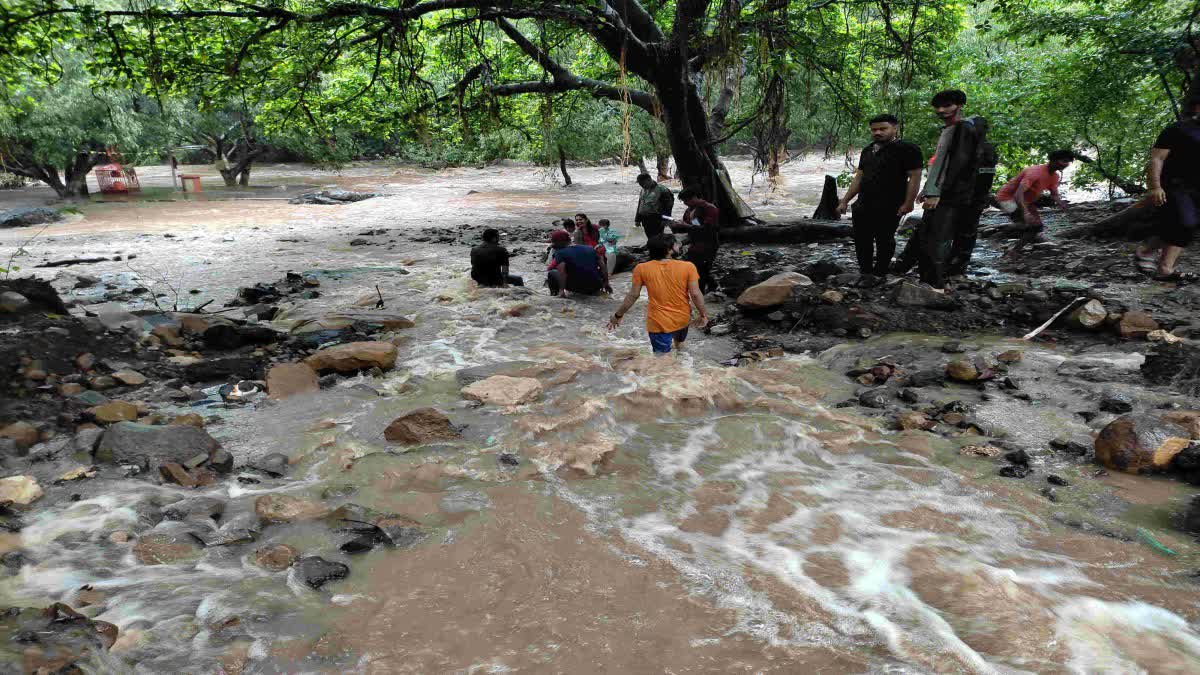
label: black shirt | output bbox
[470,242,510,287]
[1155,121,1200,191]
[856,139,924,211]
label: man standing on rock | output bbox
[672,188,721,294]
[917,89,982,291]
[836,114,924,284]
[1135,94,1200,281]
[995,149,1074,254]
[547,229,612,297]
[635,173,675,240]
[608,235,710,354]
[471,228,523,287]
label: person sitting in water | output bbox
[607,234,710,354]
[470,228,523,287]
[575,213,600,248]
[547,229,612,297]
[597,218,621,274]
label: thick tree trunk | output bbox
[1058,201,1156,240]
[238,167,250,186]
[220,170,238,187]
[721,219,851,243]
[557,145,572,186]
[656,153,672,181]
[811,175,842,220]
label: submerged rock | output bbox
[254,544,299,571]
[0,603,118,674]
[249,453,290,477]
[384,408,460,445]
[1094,415,1190,474]
[461,375,542,406]
[254,494,330,525]
[736,272,812,309]
[454,361,537,386]
[0,207,62,228]
[304,341,397,372]
[95,422,220,468]
[265,362,319,400]
[292,556,349,589]
[133,532,204,565]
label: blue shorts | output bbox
[649,328,689,354]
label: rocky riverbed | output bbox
[2,161,1200,672]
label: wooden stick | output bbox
[1022,296,1086,341]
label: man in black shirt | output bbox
[470,229,523,287]
[837,114,924,282]
[1136,95,1200,281]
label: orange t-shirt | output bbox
[631,259,699,333]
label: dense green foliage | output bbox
[0,0,1196,197]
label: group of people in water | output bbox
[469,87,1200,353]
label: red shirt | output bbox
[995,164,1060,205]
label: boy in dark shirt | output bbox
[836,114,924,282]
[1136,95,1200,281]
[671,188,721,293]
[470,229,523,287]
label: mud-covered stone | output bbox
[266,363,319,400]
[95,422,220,467]
[1094,414,1190,474]
[254,494,329,524]
[736,272,812,309]
[292,556,349,589]
[304,341,397,372]
[384,408,460,444]
[461,375,542,406]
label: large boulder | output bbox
[461,375,542,406]
[94,422,221,467]
[304,341,397,372]
[1094,414,1190,474]
[0,291,30,314]
[254,494,330,525]
[384,408,460,445]
[735,272,813,309]
[0,475,43,505]
[266,363,319,400]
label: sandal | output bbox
[1152,271,1197,282]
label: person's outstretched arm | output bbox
[686,279,710,328]
[1147,147,1169,206]
[902,168,922,215]
[608,279,643,330]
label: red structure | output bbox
[94,163,141,194]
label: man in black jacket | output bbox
[918,89,981,291]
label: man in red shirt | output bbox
[995,150,1073,227]
[669,189,720,293]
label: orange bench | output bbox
[179,174,202,192]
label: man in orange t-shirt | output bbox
[607,235,710,354]
[995,150,1073,227]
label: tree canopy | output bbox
[0,0,1196,204]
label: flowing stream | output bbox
[2,161,1199,673]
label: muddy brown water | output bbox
[3,161,1200,672]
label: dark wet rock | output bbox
[945,359,979,382]
[898,388,920,404]
[498,453,521,468]
[162,497,225,523]
[192,528,256,548]
[0,291,30,314]
[0,207,62,228]
[1185,495,1200,533]
[903,369,944,388]
[249,453,289,477]
[999,465,1032,478]
[94,422,220,468]
[0,603,118,673]
[857,388,890,409]
[384,408,461,445]
[339,534,378,554]
[209,448,234,474]
[1005,449,1031,467]
[1050,437,1092,457]
[292,556,349,589]
[1170,443,1200,485]
[1047,474,1069,486]
[941,341,965,354]
[1095,415,1191,474]
[1040,486,1059,502]
[0,277,70,315]
[202,324,282,350]
[801,258,843,282]
[322,484,358,499]
[1142,342,1200,397]
[182,357,264,384]
[1099,391,1135,414]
